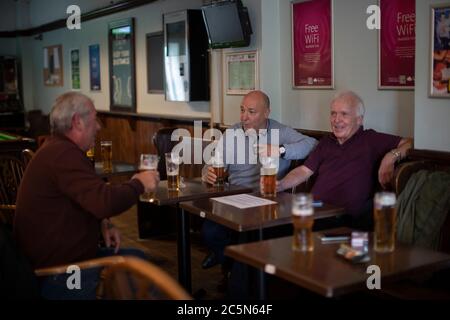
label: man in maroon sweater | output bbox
[278,90,412,229]
[14,92,159,299]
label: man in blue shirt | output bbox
[201,90,317,274]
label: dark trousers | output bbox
[201,220,233,265]
[39,247,146,300]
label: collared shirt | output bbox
[304,127,401,216]
[213,119,317,189]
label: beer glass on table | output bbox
[139,154,159,202]
[260,156,278,197]
[165,152,181,191]
[292,193,314,252]
[374,192,397,253]
[211,151,225,187]
[100,140,113,173]
[86,147,95,166]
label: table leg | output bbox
[257,228,266,299]
[177,207,192,293]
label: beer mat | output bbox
[210,194,277,209]
[336,244,370,264]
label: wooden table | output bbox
[225,228,450,298]
[180,192,345,297]
[180,192,344,232]
[139,178,252,292]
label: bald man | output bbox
[201,90,317,272]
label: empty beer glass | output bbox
[260,156,278,197]
[292,193,314,252]
[100,140,112,173]
[374,192,397,253]
[165,152,181,191]
[211,151,225,186]
[140,154,159,202]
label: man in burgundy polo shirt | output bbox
[278,90,412,229]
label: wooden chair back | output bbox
[0,156,25,205]
[22,149,35,168]
[35,256,191,300]
[101,256,191,300]
[393,160,450,254]
[0,155,25,225]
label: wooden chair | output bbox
[0,155,26,226]
[153,127,179,181]
[152,127,204,179]
[22,149,35,168]
[35,256,191,300]
[381,159,450,299]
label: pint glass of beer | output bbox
[292,193,314,252]
[165,152,181,191]
[86,147,95,165]
[260,156,278,197]
[211,151,225,186]
[139,154,159,201]
[100,140,113,173]
[374,192,397,253]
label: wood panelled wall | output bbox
[95,112,450,174]
[95,112,210,166]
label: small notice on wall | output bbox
[225,51,259,95]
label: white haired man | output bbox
[278,90,412,228]
[14,92,159,299]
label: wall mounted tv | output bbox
[201,0,252,49]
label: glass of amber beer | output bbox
[100,140,113,173]
[165,152,181,191]
[86,147,95,165]
[374,192,397,253]
[139,154,159,201]
[260,156,278,197]
[292,193,314,252]
[211,151,225,186]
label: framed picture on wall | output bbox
[108,18,136,112]
[430,4,450,98]
[291,0,334,89]
[43,45,63,87]
[378,0,415,90]
[70,48,80,90]
[225,50,259,95]
[89,44,101,91]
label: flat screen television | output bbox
[201,0,252,49]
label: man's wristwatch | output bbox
[390,149,401,162]
[279,145,286,158]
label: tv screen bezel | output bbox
[201,0,251,49]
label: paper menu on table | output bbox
[210,194,277,209]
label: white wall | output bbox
[28,0,112,28]
[0,0,17,31]
[220,0,262,125]
[277,0,415,137]
[0,38,18,56]
[22,0,212,119]
[7,0,450,152]
[414,0,450,152]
